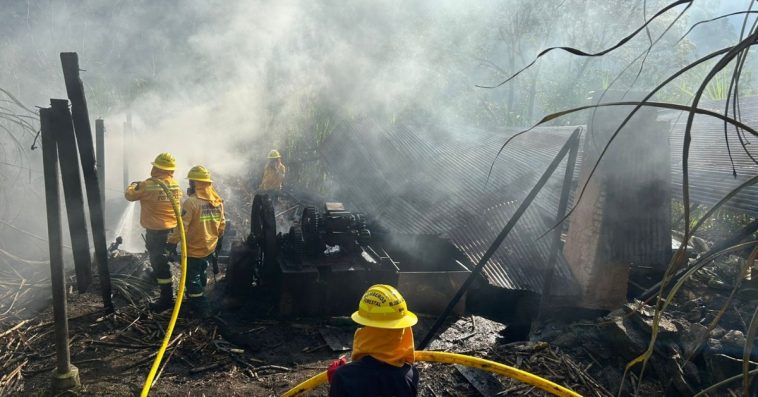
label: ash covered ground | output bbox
[3,245,758,396]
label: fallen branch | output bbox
[0,319,29,338]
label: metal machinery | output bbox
[227,194,471,317]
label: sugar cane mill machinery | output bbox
[225,193,472,317]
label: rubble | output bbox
[538,253,758,396]
[3,212,758,396]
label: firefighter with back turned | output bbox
[125,152,183,312]
[327,284,420,397]
[167,165,225,318]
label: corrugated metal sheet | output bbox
[317,119,581,296]
[668,96,758,215]
[296,97,758,296]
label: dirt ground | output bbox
[0,187,625,397]
[1,252,617,397]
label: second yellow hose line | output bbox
[140,178,188,397]
[282,350,582,397]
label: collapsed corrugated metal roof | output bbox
[668,96,758,214]
[315,119,582,296]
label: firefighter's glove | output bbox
[166,243,178,260]
[130,181,141,190]
[327,357,347,383]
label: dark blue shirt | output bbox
[329,356,419,397]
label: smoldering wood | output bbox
[60,52,113,311]
[49,99,92,293]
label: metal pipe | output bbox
[96,119,105,204]
[417,128,582,350]
[60,53,113,311]
[123,113,131,189]
[41,106,80,390]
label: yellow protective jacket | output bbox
[124,168,182,230]
[260,162,286,191]
[168,182,225,258]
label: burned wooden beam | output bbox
[50,99,92,293]
[40,105,81,391]
[60,52,113,311]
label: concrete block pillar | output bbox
[564,97,671,310]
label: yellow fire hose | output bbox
[140,179,188,397]
[282,350,582,397]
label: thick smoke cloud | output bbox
[0,0,750,259]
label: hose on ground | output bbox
[140,178,187,397]
[282,350,582,397]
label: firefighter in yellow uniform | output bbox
[328,285,419,397]
[125,152,182,312]
[168,165,225,318]
[259,149,286,202]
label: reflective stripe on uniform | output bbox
[144,184,180,192]
[187,292,204,297]
[156,278,173,285]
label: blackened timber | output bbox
[61,53,113,311]
[50,99,92,292]
[417,128,582,350]
[40,107,74,377]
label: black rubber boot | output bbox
[149,285,174,313]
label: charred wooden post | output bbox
[60,52,113,311]
[50,99,92,292]
[40,106,81,392]
[95,119,105,203]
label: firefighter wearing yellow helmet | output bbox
[259,149,286,202]
[167,165,225,318]
[327,285,419,397]
[125,152,182,312]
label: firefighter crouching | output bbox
[125,152,183,312]
[167,165,225,318]
[328,285,419,397]
[259,149,286,202]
